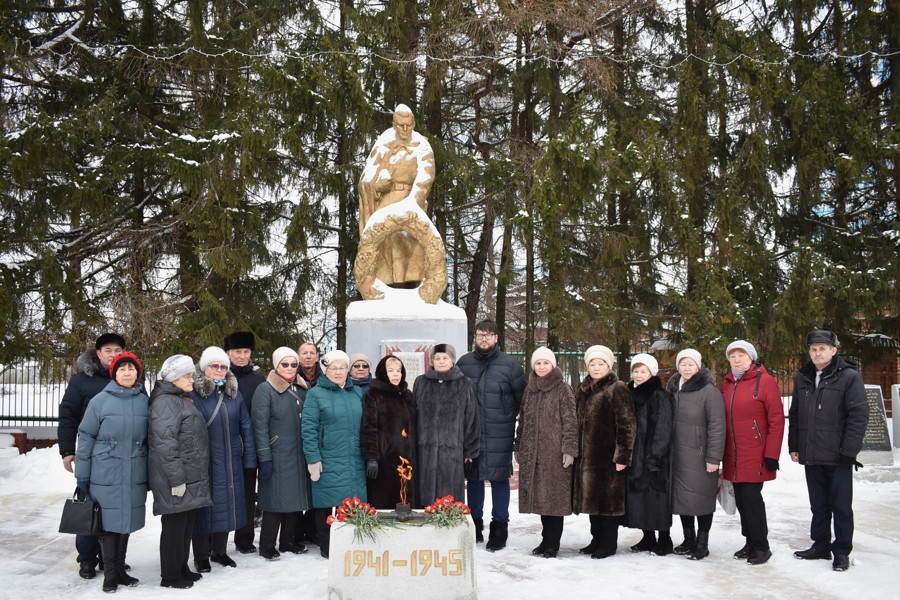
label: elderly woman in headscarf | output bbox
[667,348,725,561]
[190,346,256,573]
[572,345,636,560]
[252,346,311,560]
[360,355,417,509]
[413,344,480,508]
[302,350,367,558]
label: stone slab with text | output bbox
[327,517,477,600]
[858,385,893,466]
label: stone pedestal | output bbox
[346,289,467,387]
[893,384,899,449]
[327,517,477,600]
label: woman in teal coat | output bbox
[302,350,366,558]
[252,346,311,560]
[75,352,149,593]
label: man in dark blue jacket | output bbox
[58,332,126,579]
[225,331,266,554]
[789,330,869,572]
[457,320,526,552]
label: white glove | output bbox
[172,483,186,497]
[308,462,323,482]
[562,454,574,469]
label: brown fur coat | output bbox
[515,368,578,516]
[572,373,636,516]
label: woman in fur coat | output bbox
[252,347,312,560]
[667,348,726,561]
[514,347,578,558]
[720,340,784,565]
[361,356,417,509]
[623,353,675,556]
[572,345,636,559]
[413,344,480,507]
[190,347,257,573]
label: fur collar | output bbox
[370,377,408,395]
[423,365,466,381]
[265,370,308,394]
[578,372,619,395]
[193,366,239,399]
[666,367,714,394]
[528,367,565,392]
[75,349,109,379]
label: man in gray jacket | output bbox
[457,320,526,552]
[789,330,869,572]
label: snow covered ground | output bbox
[1,431,898,600]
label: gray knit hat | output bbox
[159,355,196,383]
[725,340,758,362]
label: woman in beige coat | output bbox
[515,348,578,558]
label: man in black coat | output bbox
[789,330,869,572]
[57,332,126,579]
[225,331,266,554]
[456,320,526,552]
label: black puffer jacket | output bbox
[788,356,869,465]
[230,363,266,414]
[58,350,113,457]
[148,380,212,515]
[456,347,526,480]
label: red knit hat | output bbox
[110,352,143,384]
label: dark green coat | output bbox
[251,371,311,513]
[302,374,367,508]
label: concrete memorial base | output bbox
[327,517,477,600]
[346,289,467,388]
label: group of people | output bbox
[58,324,869,592]
[513,330,869,574]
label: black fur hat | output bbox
[95,333,126,350]
[224,331,256,351]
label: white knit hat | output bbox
[676,348,702,369]
[199,346,230,371]
[725,340,758,362]
[630,353,659,376]
[584,345,615,369]
[159,354,196,383]
[272,346,299,367]
[321,350,350,369]
[349,353,371,368]
[530,346,557,369]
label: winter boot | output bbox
[654,531,674,556]
[673,529,696,555]
[180,565,203,582]
[99,535,119,593]
[733,542,753,560]
[687,531,710,560]
[485,521,508,552]
[79,560,98,579]
[630,530,657,553]
[116,534,139,586]
[580,516,602,554]
[473,518,484,543]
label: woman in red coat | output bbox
[720,340,785,565]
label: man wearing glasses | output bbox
[457,320,527,552]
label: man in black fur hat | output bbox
[224,331,266,554]
[58,332,126,579]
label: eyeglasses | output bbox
[208,364,229,372]
[279,362,299,369]
[475,333,496,340]
[327,366,348,372]
[351,363,369,369]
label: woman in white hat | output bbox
[572,345,636,559]
[666,348,725,560]
[514,347,578,558]
[623,353,675,555]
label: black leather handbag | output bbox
[59,488,103,536]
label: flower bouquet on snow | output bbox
[327,496,396,542]
[423,495,471,528]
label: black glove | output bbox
[75,479,89,501]
[838,454,864,471]
[464,458,478,480]
[764,458,779,472]
[366,460,378,480]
